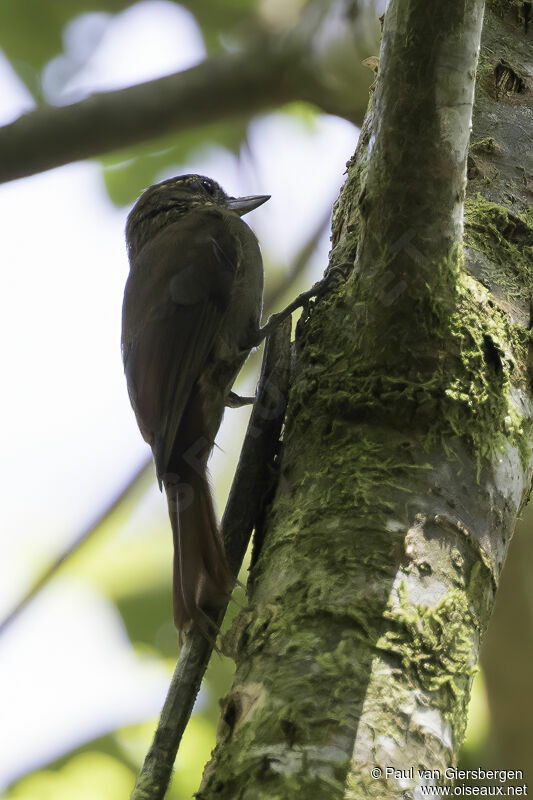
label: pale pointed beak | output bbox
[227,194,270,216]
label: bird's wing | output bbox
[121,208,241,482]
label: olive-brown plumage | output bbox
[122,174,268,634]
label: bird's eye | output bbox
[201,179,216,196]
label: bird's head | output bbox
[126,174,270,260]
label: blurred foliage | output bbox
[0,0,259,197]
[4,713,218,800]
[479,513,533,785]
[459,670,492,767]
[4,752,135,800]
[101,120,249,205]
[101,99,322,205]
[0,0,324,202]
[0,0,258,89]
[2,471,240,797]
[0,1,131,90]
[101,103,323,206]
[171,0,257,48]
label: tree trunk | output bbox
[197,1,533,797]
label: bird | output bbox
[122,174,269,636]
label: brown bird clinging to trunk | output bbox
[122,174,269,636]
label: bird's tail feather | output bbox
[164,465,233,636]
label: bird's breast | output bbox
[196,220,263,439]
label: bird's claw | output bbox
[226,391,255,408]
[254,270,341,344]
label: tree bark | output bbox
[195,1,533,798]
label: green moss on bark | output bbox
[464,195,533,303]
[470,136,500,155]
[376,583,479,744]
[487,0,523,18]
[378,584,478,693]
[287,258,530,483]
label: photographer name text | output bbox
[380,768,524,782]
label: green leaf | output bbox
[101,119,249,206]
[174,0,257,49]
[0,0,259,97]
[0,0,133,93]
[4,752,135,800]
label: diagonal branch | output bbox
[130,316,292,800]
[0,457,153,637]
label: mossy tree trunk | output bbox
[197,1,533,798]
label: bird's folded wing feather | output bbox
[121,209,241,480]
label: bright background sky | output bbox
[0,1,358,790]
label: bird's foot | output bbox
[252,268,343,345]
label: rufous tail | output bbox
[164,464,234,635]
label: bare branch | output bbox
[130,317,292,800]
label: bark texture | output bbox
[196,1,533,798]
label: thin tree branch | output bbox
[0,456,153,636]
[130,317,292,800]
